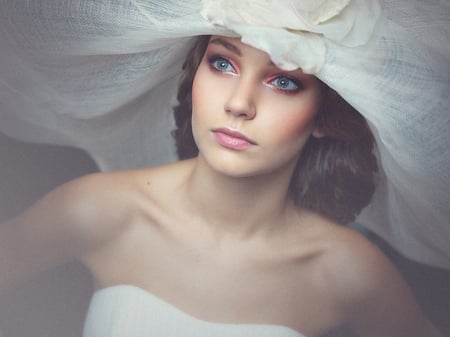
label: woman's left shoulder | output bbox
[317,218,418,295]
[316,222,441,336]
[292,213,396,296]
[314,222,394,296]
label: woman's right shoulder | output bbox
[56,171,132,229]
[0,163,190,294]
[4,160,191,258]
[0,170,138,293]
[44,160,192,246]
[12,171,139,249]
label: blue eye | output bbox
[209,56,236,73]
[270,76,300,92]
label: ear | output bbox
[312,127,325,138]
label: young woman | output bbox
[0,34,441,337]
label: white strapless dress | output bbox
[83,285,306,337]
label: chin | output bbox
[199,150,256,176]
[203,152,292,180]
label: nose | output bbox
[224,78,257,119]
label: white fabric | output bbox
[201,0,381,73]
[0,0,449,269]
[83,285,305,337]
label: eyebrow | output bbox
[209,37,242,56]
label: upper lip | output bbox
[212,128,257,145]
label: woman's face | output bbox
[191,36,325,178]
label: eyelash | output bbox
[266,75,302,93]
[206,54,302,93]
[208,55,237,74]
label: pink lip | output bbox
[212,128,256,150]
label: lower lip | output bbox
[213,132,254,150]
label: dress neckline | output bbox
[93,284,306,337]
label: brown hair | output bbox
[172,35,378,224]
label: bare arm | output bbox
[0,172,126,297]
[331,231,442,337]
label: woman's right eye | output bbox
[209,56,236,73]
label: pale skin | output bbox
[0,36,441,337]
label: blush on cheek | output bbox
[191,65,212,114]
[279,109,319,141]
[297,113,316,129]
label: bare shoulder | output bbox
[10,170,141,250]
[311,219,440,336]
[316,224,392,296]
[295,215,393,298]
[54,171,137,240]
[0,170,136,294]
[49,160,188,236]
[61,159,193,242]
[0,161,192,294]
[5,160,180,250]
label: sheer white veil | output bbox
[0,0,449,269]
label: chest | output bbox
[84,222,344,336]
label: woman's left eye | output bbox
[269,76,300,92]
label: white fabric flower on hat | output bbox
[201,0,381,73]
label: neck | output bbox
[181,156,298,239]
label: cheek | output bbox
[266,97,321,143]
[283,112,316,136]
[191,68,216,140]
[192,66,217,120]
[191,71,207,127]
